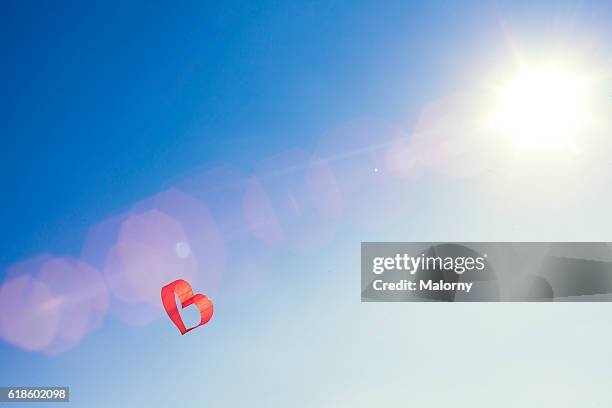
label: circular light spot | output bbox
[175,241,191,259]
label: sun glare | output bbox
[490,64,589,149]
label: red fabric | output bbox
[161,279,213,334]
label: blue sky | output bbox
[2,1,612,406]
[0,0,506,264]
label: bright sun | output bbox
[490,64,589,149]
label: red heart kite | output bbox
[161,279,214,334]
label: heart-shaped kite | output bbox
[161,279,214,334]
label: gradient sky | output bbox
[2,1,612,407]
